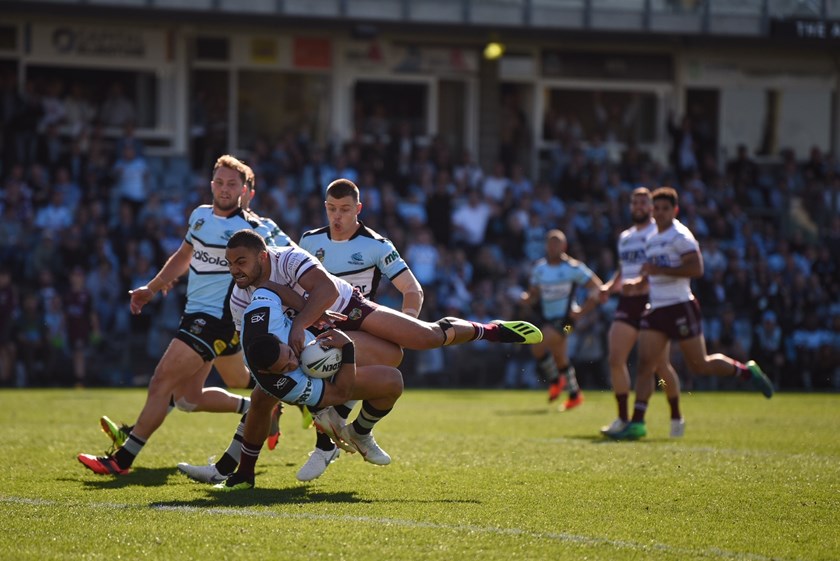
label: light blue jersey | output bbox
[257,215,292,248]
[241,287,325,407]
[299,221,408,299]
[183,206,276,319]
[530,258,594,320]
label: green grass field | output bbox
[2,388,838,561]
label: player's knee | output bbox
[387,368,404,398]
[174,396,197,412]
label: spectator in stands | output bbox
[750,310,785,389]
[482,160,510,202]
[112,144,149,218]
[0,269,17,386]
[451,188,491,252]
[99,82,136,128]
[13,292,49,386]
[64,267,100,388]
[63,82,96,137]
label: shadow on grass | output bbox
[561,434,663,444]
[493,408,552,417]
[153,486,370,508]
[72,467,176,489]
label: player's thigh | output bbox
[346,331,403,367]
[540,323,568,361]
[349,365,404,401]
[153,338,209,385]
[173,361,215,402]
[213,352,251,388]
[359,306,437,348]
[607,321,639,364]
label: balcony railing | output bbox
[16,0,840,36]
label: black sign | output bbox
[542,51,673,81]
[770,18,840,41]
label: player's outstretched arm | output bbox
[391,269,424,318]
[574,275,605,320]
[128,241,192,314]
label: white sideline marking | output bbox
[1,495,803,561]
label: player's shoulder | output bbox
[564,256,586,269]
[300,225,330,242]
[355,222,389,243]
[671,219,698,241]
[188,204,214,219]
[239,208,268,229]
[533,258,549,270]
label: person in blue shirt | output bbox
[521,229,603,410]
[78,155,278,476]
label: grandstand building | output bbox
[1,0,838,170]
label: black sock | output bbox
[616,393,629,421]
[315,430,336,451]
[630,401,648,424]
[668,397,681,420]
[334,403,353,419]
[352,402,392,435]
[113,432,146,469]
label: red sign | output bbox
[294,37,331,69]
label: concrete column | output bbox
[477,56,500,172]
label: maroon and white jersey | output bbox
[230,245,354,332]
[617,220,656,285]
[645,219,699,310]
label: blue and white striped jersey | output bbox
[183,205,277,319]
[241,287,325,407]
[529,258,594,320]
[299,221,408,300]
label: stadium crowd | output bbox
[1,74,838,391]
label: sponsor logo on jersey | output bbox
[350,252,365,265]
[213,339,227,355]
[315,248,325,262]
[650,255,671,267]
[192,249,229,267]
[193,218,205,231]
[384,250,400,265]
[189,317,206,334]
[298,379,313,404]
[249,312,266,323]
[223,230,236,241]
[270,375,296,399]
[348,307,362,321]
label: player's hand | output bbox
[640,263,655,276]
[598,285,611,304]
[288,323,307,356]
[315,329,352,349]
[313,310,347,331]
[128,286,154,315]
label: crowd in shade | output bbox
[0,74,838,391]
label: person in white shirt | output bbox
[599,188,684,438]
[608,187,774,440]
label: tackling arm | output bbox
[391,269,424,318]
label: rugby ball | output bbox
[300,339,342,379]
